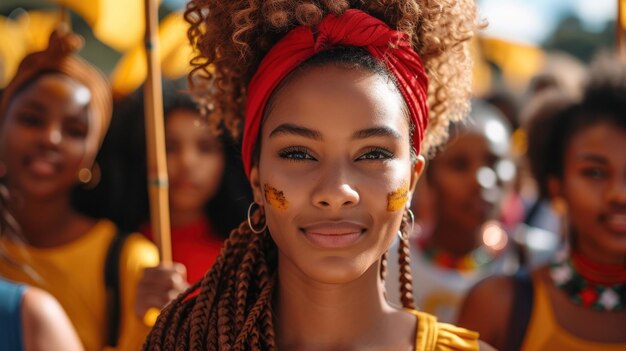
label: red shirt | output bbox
[141,217,224,284]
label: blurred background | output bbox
[0,0,620,97]
[0,0,621,98]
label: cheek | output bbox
[264,184,289,211]
[387,183,409,211]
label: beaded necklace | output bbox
[550,252,626,311]
[418,221,508,272]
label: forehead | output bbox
[567,122,626,161]
[11,74,91,113]
[262,65,409,137]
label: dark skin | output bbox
[248,65,493,350]
[426,118,512,258]
[457,122,626,349]
[0,73,187,324]
[1,74,96,248]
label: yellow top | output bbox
[0,220,160,351]
[407,309,480,351]
[521,274,626,351]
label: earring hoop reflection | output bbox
[247,202,267,234]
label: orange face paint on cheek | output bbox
[264,184,289,211]
[387,183,409,211]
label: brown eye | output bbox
[278,146,316,161]
[356,147,394,161]
[582,167,607,180]
[18,112,44,128]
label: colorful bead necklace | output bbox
[550,252,626,311]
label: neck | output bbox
[11,192,86,248]
[170,209,205,228]
[576,233,626,266]
[276,257,400,350]
[431,219,481,258]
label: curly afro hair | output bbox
[184,0,481,155]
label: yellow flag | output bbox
[17,11,62,52]
[479,36,544,91]
[0,11,60,87]
[55,0,146,51]
[111,12,195,96]
[621,0,626,30]
[0,17,28,87]
[469,36,492,97]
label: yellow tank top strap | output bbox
[521,272,626,351]
[406,309,480,351]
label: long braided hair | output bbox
[145,206,416,350]
[145,0,478,349]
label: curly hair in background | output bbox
[144,1,480,350]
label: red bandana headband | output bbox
[242,9,429,177]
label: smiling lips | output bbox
[300,221,366,248]
[603,213,626,234]
[25,155,61,178]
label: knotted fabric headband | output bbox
[242,9,429,177]
[0,29,112,164]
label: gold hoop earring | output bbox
[247,202,267,234]
[406,207,415,234]
[78,163,101,189]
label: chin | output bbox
[293,254,376,285]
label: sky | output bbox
[479,0,617,44]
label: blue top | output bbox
[0,277,26,351]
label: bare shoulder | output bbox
[456,275,516,351]
[21,287,84,351]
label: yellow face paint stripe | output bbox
[387,183,409,211]
[264,184,288,211]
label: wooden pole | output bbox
[143,0,172,264]
[618,0,626,57]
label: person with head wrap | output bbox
[144,1,496,350]
[0,29,186,351]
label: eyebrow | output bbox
[268,123,402,141]
[20,99,47,113]
[352,126,402,140]
[577,154,608,164]
[269,123,323,140]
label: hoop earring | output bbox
[397,230,404,241]
[247,202,267,234]
[78,162,101,189]
[406,207,415,234]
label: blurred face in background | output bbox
[165,108,225,216]
[428,112,514,234]
[1,73,94,200]
[552,121,626,263]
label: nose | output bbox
[180,146,198,170]
[42,123,62,148]
[311,163,360,210]
[608,174,626,206]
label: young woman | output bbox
[457,54,626,351]
[0,30,185,351]
[386,101,533,323]
[110,82,252,284]
[145,1,489,350]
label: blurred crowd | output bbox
[0,1,625,351]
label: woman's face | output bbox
[428,123,512,233]
[165,108,225,214]
[250,65,423,284]
[1,74,93,200]
[552,122,626,261]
